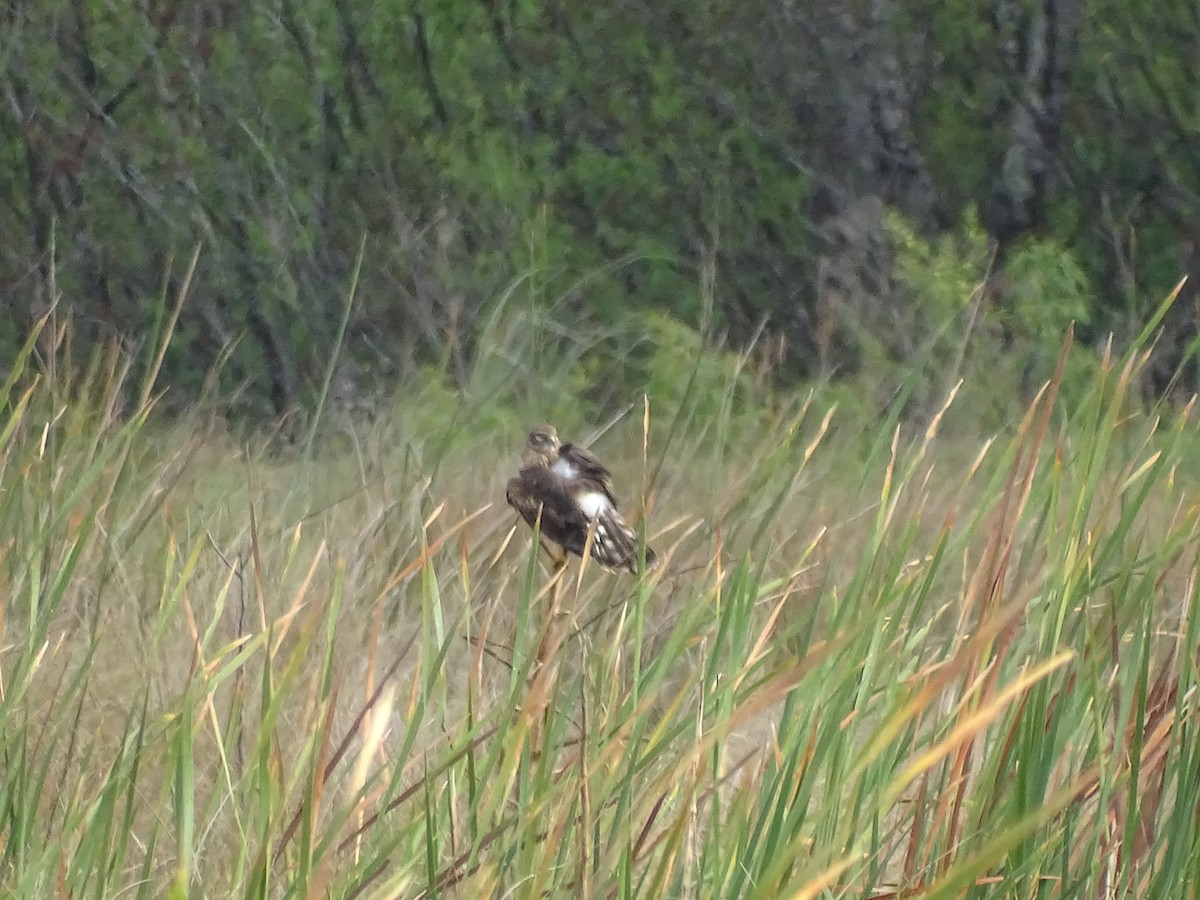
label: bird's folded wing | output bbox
[506,467,591,556]
[558,443,619,507]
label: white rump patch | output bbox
[576,490,612,518]
[551,457,578,479]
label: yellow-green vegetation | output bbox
[3,289,1200,899]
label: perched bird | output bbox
[506,424,657,574]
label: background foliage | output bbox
[3,0,1199,419]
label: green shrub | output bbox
[884,208,1099,427]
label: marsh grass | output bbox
[2,282,1200,898]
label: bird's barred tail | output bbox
[593,510,658,574]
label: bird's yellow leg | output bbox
[539,539,568,572]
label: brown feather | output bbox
[506,468,591,558]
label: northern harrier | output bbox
[506,425,657,574]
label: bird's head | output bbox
[521,424,561,467]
